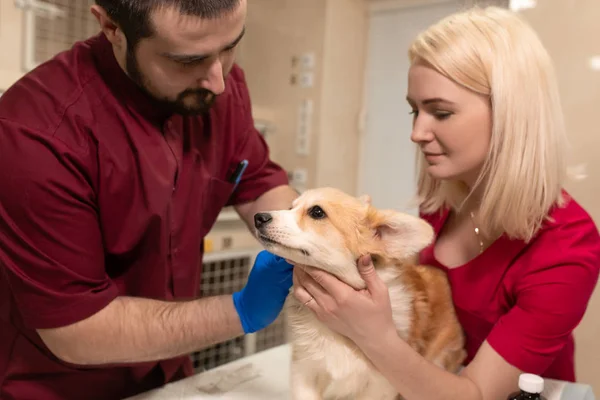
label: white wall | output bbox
[358,1,460,213]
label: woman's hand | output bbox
[292,255,397,345]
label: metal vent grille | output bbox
[200,253,251,297]
[17,0,97,70]
[191,337,247,372]
[32,0,97,66]
[256,311,288,353]
[191,252,251,372]
[191,250,289,373]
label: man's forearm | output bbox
[38,295,244,366]
[251,185,299,211]
[358,331,482,400]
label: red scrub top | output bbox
[0,33,288,399]
[419,192,600,382]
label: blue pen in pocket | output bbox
[229,159,249,191]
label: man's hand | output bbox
[233,250,294,333]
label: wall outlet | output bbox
[296,99,313,155]
[300,53,316,69]
[292,168,308,185]
[299,72,314,88]
[287,168,308,193]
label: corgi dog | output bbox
[253,187,466,400]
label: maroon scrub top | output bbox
[0,33,288,399]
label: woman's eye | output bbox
[409,109,419,117]
[434,111,452,120]
[308,206,327,220]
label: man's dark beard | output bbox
[125,46,217,116]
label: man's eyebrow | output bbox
[162,27,246,63]
[227,27,246,49]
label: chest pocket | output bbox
[199,176,235,238]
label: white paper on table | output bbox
[195,363,262,394]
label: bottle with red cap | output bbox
[507,373,547,400]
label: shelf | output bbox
[216,209,241,223]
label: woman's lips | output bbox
[424,152,445,161]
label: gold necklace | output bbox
[469,211,484,254]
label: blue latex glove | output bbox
[232,250,294,334]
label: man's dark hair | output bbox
[95,0,242,48]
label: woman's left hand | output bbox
[292,255,397,346]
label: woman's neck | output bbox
[459,171,487,212]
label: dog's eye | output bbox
[308,206,326,220]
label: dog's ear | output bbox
[367,209,434,261]
[358,194,372,206]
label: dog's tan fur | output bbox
[255,187,466,399]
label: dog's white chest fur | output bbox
[286,267,412,400]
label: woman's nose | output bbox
[410,119,434,143]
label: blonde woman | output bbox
[293,6,600,399]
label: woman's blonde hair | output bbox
[408,6,568,242]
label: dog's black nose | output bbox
[254,213,273,229]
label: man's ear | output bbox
[369,209,434,261]
[91,5,126,49]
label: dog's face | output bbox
[254,187,434,289]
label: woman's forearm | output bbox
[357,331,483,400]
